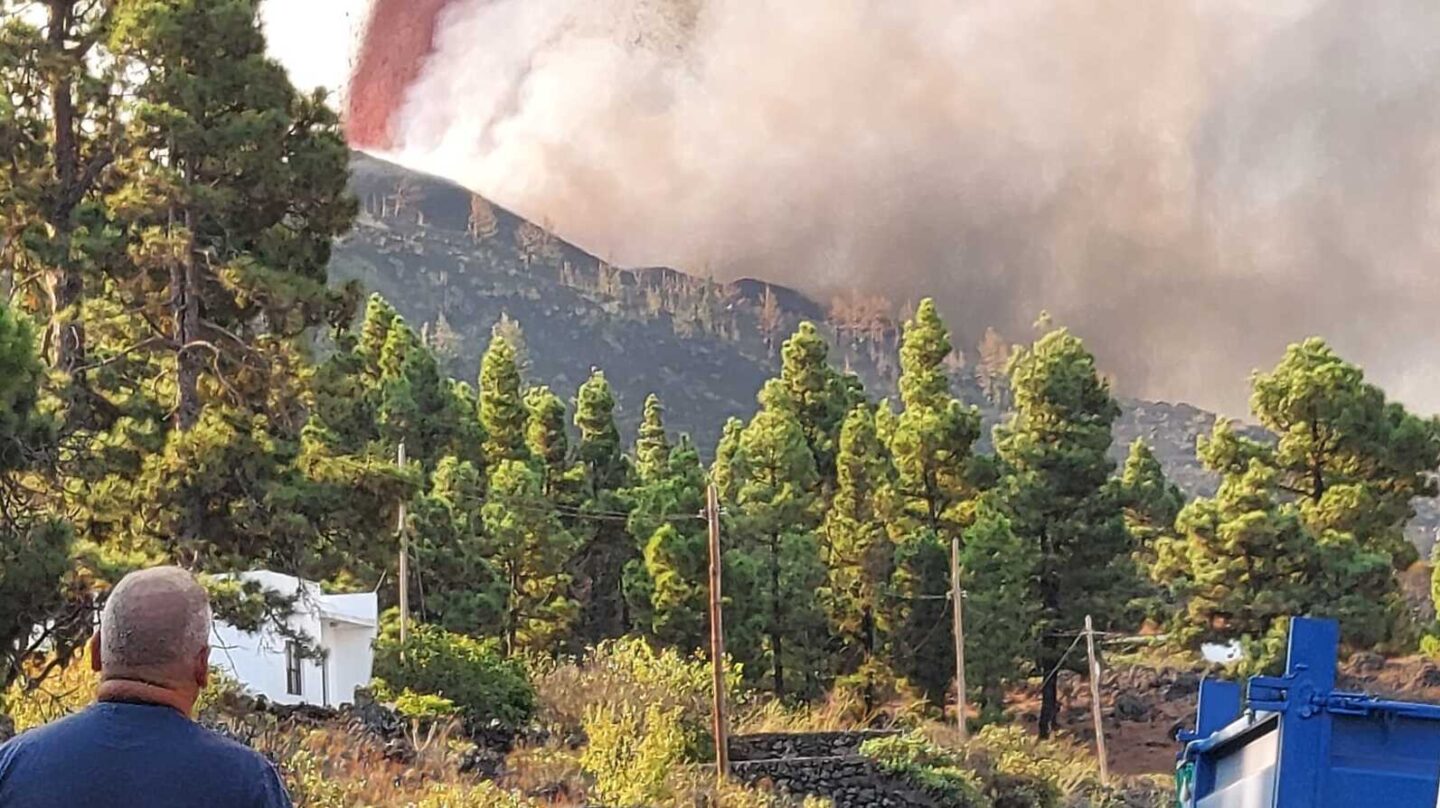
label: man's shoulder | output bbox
[187,722,274,769]
[2,704,270,772]
[0,708,95,755]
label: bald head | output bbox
[99,567,211,682]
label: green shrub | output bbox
[580,702,697,806]
[540,638,745,807]
[393,690,459,722]
[861,732,990,807]
[372,622,534,727]
[1421,633,1440,659]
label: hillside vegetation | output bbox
[334,155,1440,554]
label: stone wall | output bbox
[728,731,961,808]
[729,730,899,762]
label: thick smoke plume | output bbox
[353,0,1440,416]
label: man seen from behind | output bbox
[0,566,292,807]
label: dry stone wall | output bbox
[728,731,962,808]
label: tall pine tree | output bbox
[1117,439,1185,620]
[886,299,981,702]
[573,371,633,643]
[524,386,572,499]
[775,321,855,483]
[109,0,354,430]
[994,328,1130,737]
[633,394,671,484]
[481,335,529,464]
[732,382,831,696]
[410,456,506,636]
[627,437,709,650]
[823,405,895,699]
[483,459,579,655]
[1250,338,1440,567]
[0,303,73,690]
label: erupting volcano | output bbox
[329,0,1440,416]
[347,0,455,149]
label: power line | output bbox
[1038,632,1087,689]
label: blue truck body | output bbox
[1176,617,1440,807]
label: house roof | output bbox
[215,570,379,628]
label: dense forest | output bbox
[4,2,1440,798]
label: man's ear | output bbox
[89,633,103,673]
[194,645,211,689]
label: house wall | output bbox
[211,572,376,707]
[211,617,325,706]
[322,621,375,707]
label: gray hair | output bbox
[100,567,212,674]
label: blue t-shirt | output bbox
[0,701,292,808]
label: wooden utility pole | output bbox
[706,483,730,782]
[1085,615,1109,785]
[951,536,968,743]
[398,441,410,648]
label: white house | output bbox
[211,571,378,708]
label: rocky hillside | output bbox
[331,153,1439,552]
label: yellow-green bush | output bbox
[860,732,991,807]
[393,690,459,722]
[535,636,735,737]
[581,702,697,806]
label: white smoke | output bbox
[381,0,1440,416]
[261,0,372,101]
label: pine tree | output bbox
[358,294,399,376]
[109,0,355,430]
[627,440,708,649]
[410,456,506,635]
[1155,341,1439,662]
[775,322,855,482]
[573,371,633,643]
[823,405,895,695]
[959,504,1038,716]
[732,382,831,695]
[483,459,579,655]
[886,299,981,701]
[377,320,467,469]
[1117,439,1184,618]
[481,335,529,464]
[1249,338,1440,567]
[524,386,571,499]
[899,300,957,412]
[0,303,73,689]
[634,394,672,484]
[0,0,121,376]
[491,313,530,378]
[575,372,627,494]
[889,299,981,534]
[711,417,745,504]
[1156,420,1404,662]
[994,328,1130,738]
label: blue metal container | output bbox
[1176,617,1440,807]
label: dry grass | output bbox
[734,686,930,735]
